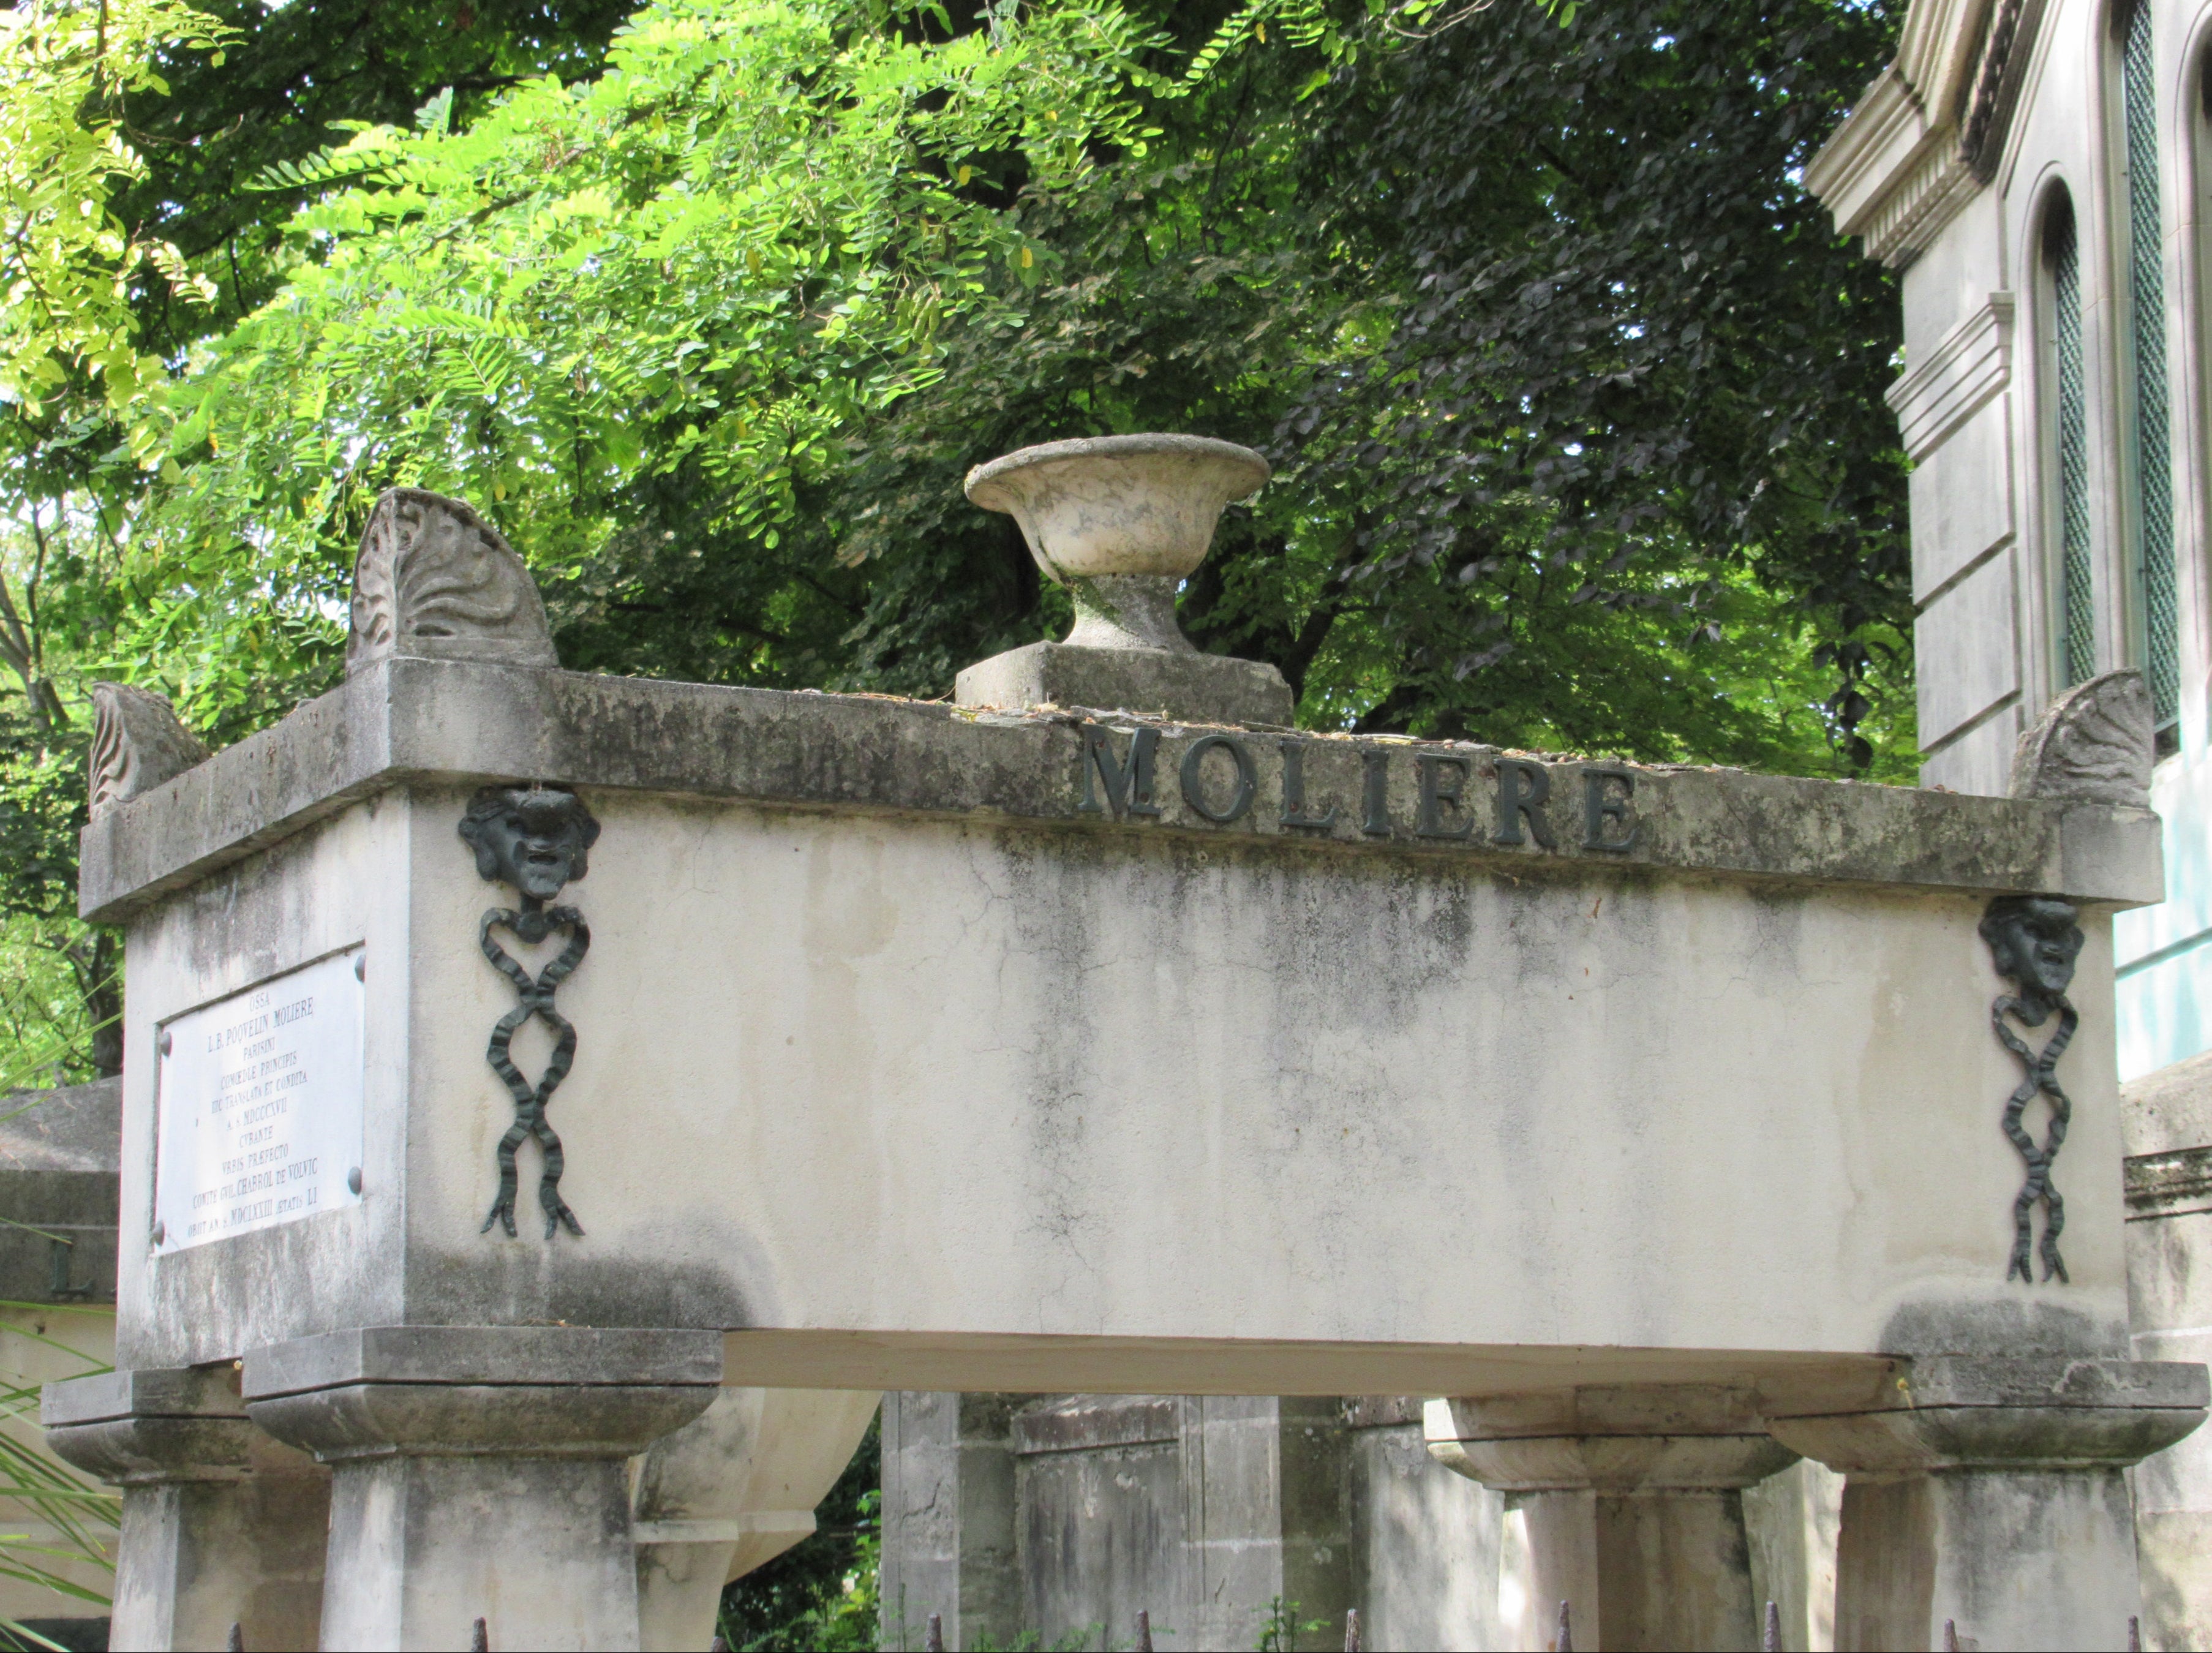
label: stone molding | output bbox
[1886,292,2014,462]
[2127,1147,2212,1220]
[43,1364,324,1489]
[1961,0,2045,180]
[1432,1433,1797,1493]
[241,1327,723,1466]
[1808,0,2040,268]
[1769,1356,2210,1472]
[1896,0,2000,115]
[241,1325,724,1399]
[247,1382,718,1464]
[1010,1395,1180,1456]
[75,656,2165,924]
[44,1365,241,1430]
[1425,1385,1802,1491]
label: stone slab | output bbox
[81,658,2164,924]
[43,1366,241,1429]
[1892,1355,2210,1413]
[954,639,1295,726]
[241,1326,723,1399]
[113,777,2144,1388]
[0,1080,121,1174]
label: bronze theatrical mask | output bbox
[459,786,601,1239]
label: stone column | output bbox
[1769,1357,2206,1653]
[243,1326,719,1653]
[1426,1386,1797,1652]
[2120,1047,2212,1648]
[880,1392,1024,1651]
[630,1387,880,1653]
[43,1365,329,1653]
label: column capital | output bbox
[1769,1356,2208,1474]
[241,1325,721,1464]
[1425,1384,1798,1491]
[44,1364,258,1485]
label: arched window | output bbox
[2047,190,2096,686]
[2120,0,2181,728]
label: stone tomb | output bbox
[43,449,2211,1651]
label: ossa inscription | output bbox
[1074,722,1639,853]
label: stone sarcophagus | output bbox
[49,451,2206,1652]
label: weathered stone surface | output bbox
[88,682,208,816]
[78,657,2164,924]
[44,1363,239,1429]
[954,640,1295,725]
[241,1325,723,1399]
[315,1453,651,1650]
[2123,1044,2212,1159]
[1772,1360,2206,1653]
[965,434,1270,590]
[245,1331,718,1653]
[0,1079,118,1305]
[1429,1386,1799,1652]
[45,1364,329,1653]
[2009,669,2156,809]
[345,487,559,677]
[1342,1406,1507,1653]
[890,1391,1420,1653]
[2121,1052,2212,1652]
[881,1392,1025,1652]
[247,1381,717,1463]
[102,758,2143,1390]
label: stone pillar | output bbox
[1176,1396,1353,1652]
[243,1327,718,1653]
[1426,1386,1797,1653]
[881,1392,1024,1651]
[630,1387,880,1653]
[43,1365,329,1653]
[1769,1357,2206,1653]
[1342,1398,1508,1653]
[2120,1047,2212,1649]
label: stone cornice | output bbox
[1810,0,2042,267]
[77,656,2165,923]
[1898,0,1999,119]
[2126,1147,2212,1220]
[1887,291,2015,460]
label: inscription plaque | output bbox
[154,949,366,1252]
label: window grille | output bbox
[2053,199,2097,687]
[2123,0,2181,725]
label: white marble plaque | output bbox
[154,949,366,1252]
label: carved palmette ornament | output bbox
[88,683,211,815]
[2009,669,2154,809]
[345,488,559,677]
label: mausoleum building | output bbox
[1811,0,2212,1640]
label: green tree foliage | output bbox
[0,0,1917,1080]
[720,1414,880,1651]
[145,0,1908,763]
[111,0,639,360]
[146,0,1177,724]
[1272,0,1911,761]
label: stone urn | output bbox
[964,434,1270,652]
[954,434,1292,724]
